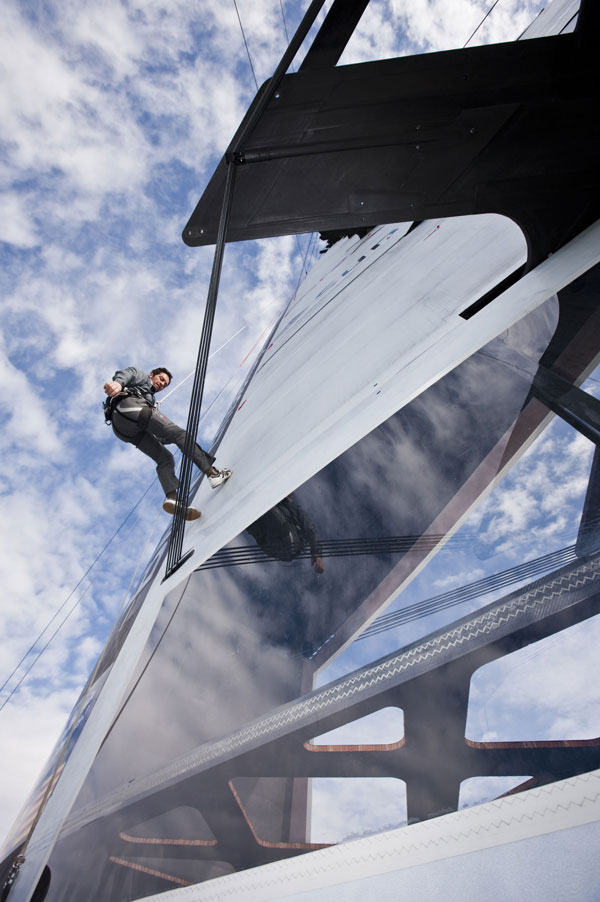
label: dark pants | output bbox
[112,397,215,495]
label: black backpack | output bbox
[247,505,304,561]
[103,396,116,424]
[102,388,143,425]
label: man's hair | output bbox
[150,367,173,384]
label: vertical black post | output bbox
[576,445,600,557]
[531,365,600,446]
[165,160,237,577]
[165,0,329,577]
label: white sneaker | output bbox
[208,468,232,489]
[162,498,202,521]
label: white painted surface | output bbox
[521,0,579,37]
[10,211,600,902]
[135,769,600,902]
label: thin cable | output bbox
[279,0,296,73]
[158,325,248,404]
[113,508,164,623]
[233,0,259,91]
[292,231,317,298]
[279,0,291,44]
[166,161,238,575]
[196,533,587,571]
[0,384,242,714]
[0,485,165,713]
[463,0,503,47]
[0,587,90,714]
[0,480,158,700]
[358,546,579,640]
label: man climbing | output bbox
[104,365,231,520]
[247,493,325,573]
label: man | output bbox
[247,493,325,573]
[104,365,231,520]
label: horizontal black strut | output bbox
[184,0,600,272]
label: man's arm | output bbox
[104,380,123,397]
[103,366,145,398]
[294,505,325,573]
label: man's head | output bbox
[150,367,172,392]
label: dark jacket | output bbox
[112,367,156,406]
[247,497,323,561]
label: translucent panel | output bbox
[310,707,404,748]
[466,614,600,743]
[458,776,533,810]
[117,807,217,845]
[230,778,325,847]
[309,778,407,843]
[39,262,600,901]
[106,856,233,896]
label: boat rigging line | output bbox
[279,0,291,47]
[231,0,314,278]
[196,533,583,573]
[0,326,251,714]
[165,0,330,577]
[463,0,503,47]
[0,481,159,714]
[232,0,259,91]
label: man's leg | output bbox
[144,410,231,487]
[145,410,214,468]
[135,432,179,494]
[135,434,202,521]
[112,403,201,519]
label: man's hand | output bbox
[312,555,325,574]
[104,381,123,398]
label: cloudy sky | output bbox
[0,0,552,847]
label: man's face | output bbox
[151,371,170,392]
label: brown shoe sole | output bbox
[162,500,202,520]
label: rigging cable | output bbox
[0,506,165,884]
[232,0,259,91]
[157,325,247,404]
[0,480,158,707]
[196,513,600,570]
[463,0,503,47]
[0,587,90,715]
[292,231,317,298]
[357,544,580,639]
[166,0,331,575]
[279,0,291,46]
[232,0,312,297]
[0,326,252,710]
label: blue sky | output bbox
[0,0,548,845]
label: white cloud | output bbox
[0,0,304,845]
[0,193,39,249]
[338,0,545,63]
[0,0,568,860]
[310,777,407,842]
[467,615,600,742]
[0,344,62,458]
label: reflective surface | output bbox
[37,264,600,899]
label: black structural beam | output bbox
[576,446,600,557]
[184,23,600,271]
[164,0,329,576]
[531,364,600,447]
[299,0,370,70]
